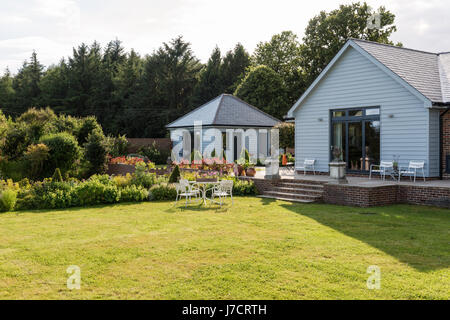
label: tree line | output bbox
[0,2,399,138]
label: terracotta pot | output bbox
[246,167,256,177]
[237,165,245,176]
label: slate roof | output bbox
[166,94,280,128]
[352,39,450,103]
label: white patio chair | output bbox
[398,161,425,182]
[369,160,394,180]
[297,159,316,175]
[211,180,233,206]
[174,179,200,207]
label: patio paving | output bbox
[254,167,450,189]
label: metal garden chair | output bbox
[174,179,201,207]
[398,161,425,182]
[298,159,316,175]
[369,160,394,180]
[211,180,234,206]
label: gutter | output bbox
[283,115,295,122]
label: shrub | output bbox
[74,179,108,206]
[50,114,80,135]
[169,165,181,183]
[0,189,18,212]
[17,107,56,124]
[52,168,63,182]
[138,142,169,164]
[24,143,50,179]
[76,116,102,145]
[2,125,30,159]
[105,134,128,158]
[131,162,156,189]
[149,183,177,201]
[40,132,81,176]
[120,185,149,202]
[0,158,28,181]
[225,178,257,196]
[84,129,108,175]
[112,174,132,188]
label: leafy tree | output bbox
[191,47,222,105]
[301,2,399,85]
[12,52,44,114]
[253,31,306,103]
[66,43,102,116]
[124,36,202,138]
[234,65,288,119]
[0,69,15,111]
[275,122,295,149]
[220,43,251,93]
[39,60,69,112]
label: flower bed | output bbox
[173,158,234,175]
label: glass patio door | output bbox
[331,108,380,172]
[348,122,363,170]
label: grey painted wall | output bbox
[294,46,437,177]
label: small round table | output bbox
[189,180,219,205]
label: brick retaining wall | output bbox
[243,177,450,208]
[323,184,398,207]
[323,183,450,208]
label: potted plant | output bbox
[245,162,256,177]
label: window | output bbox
[349,110,363,117]
[366,108,380,116]
[332,111,345,118]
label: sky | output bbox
[1,0,449,73]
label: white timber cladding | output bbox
[294,46,436,176]
[170,127,272,161]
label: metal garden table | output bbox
[189,180,219,205]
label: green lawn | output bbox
[0,198,448,299]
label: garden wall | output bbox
[127,138,172,153]
[107,164,170,176]
[244,177,450,208]
[320,184,450,208]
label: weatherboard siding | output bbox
[294,46,435,176]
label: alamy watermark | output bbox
[66,265,81,290]
[170,120,280,172]
[366,265,381,290]
[367,12,381,30]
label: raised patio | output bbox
[243,167,450,208]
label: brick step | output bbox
[271,186,323,195]
[262,191,322,201]
[257,195,316,203]
[273,182,324,190]
[279,179,326,185]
